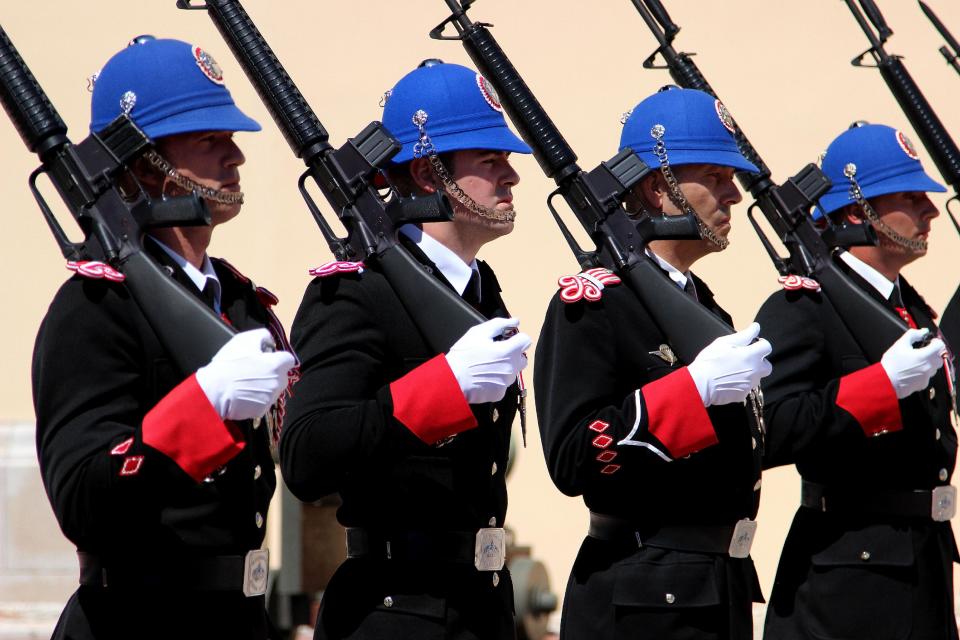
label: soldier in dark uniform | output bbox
[535,87,774,639]
[279,61,532,640]
[758,123,957,640]
[32,38,296,640]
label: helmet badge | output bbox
[895,130,919,160]
[715,100,736,134]
[476,74,502,113]
[193,45,224,86]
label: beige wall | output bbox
[4,0,960,612]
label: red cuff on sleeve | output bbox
[390,354,478,444]
[643,367,718,459]
[142,374,246,482]
[836,362,903,437]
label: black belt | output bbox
[345,528,477,564]
[587,512,740,555]
[800,480,941,519]
[78,551,249,591]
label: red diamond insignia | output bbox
[110,438,134,456]
[596,450,618,463]
[119,456,144,476]
[588,420,609,433]
[592,434,613,448]
[600,464,621,475]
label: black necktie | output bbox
[683,277,698,301]
[463,270,482,309]
[889,283,904,308]
[200,280,218,312]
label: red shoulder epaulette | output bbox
[66,260,125,282]
[558,267,621,304]
[308,261,365,278]
[778,274,820,292]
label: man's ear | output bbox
[638,172,665,211]
[838,203,862,225]
[410,157,437,194]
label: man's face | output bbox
[155,131,246,225]
[662,163,742,251]
[449,149,520,236]
[868,190,939,257]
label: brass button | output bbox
[491,408,499,422]
[860,551,871,562]
[255,512,264,529]
[383,596,394,608]
[491,462,498,475]
[254,465,262,480]
[751,437,757,450]
[488,517,497,527]
[665,593,676,604]
[936,428,942,440]
[929,388,937,400]
[492,572,500,587]
[754,479,762,491]
[940,468,949,482]
[253,417,262,430]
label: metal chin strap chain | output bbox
[844,163,926,252]
[144,149,244,206]
[650,124,729,250]
[411,110,516,224]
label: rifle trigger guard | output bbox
[175,0,208,10]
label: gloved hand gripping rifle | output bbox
[178,0,487,354]
[634,0,909,361]
[0,26,235,375]
[430,0,736,362]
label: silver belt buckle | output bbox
[932,486,957,522]
[474,527,506,571]
[728,519,757,559]
[242,549,269,597]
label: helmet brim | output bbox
[814,166,946,218]
[138,103,261,140]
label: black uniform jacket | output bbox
[33,239,283,640]
[280,240,519,640]
[535,269,763,640]
[757,263,959,640]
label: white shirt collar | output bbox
[400,224,480,297]
[646,248,690,290]
[151,237,222,310]
[839,251,897,300]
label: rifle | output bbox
[845,0,960,347]
[0,25,236,375]
[177,0,486,354]
[430,0,742,362]
[632,0,910,361]
[920,1,960,78]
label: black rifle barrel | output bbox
[848,0,960,195]
[920,1,960,59]
[0,27,68,159]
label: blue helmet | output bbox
[90,37,260,139]
[814,123,945,218]
[619,87,758,174]
[381,62,530,164]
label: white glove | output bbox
[687,322,773,407]
[446,317,532,404]
[196,328,296,421]
[880,328,945,399]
